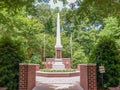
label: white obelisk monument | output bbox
[52,13,65,70]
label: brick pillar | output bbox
[36,64,40,71]
[79,64,97,90]
[19,64,36,90]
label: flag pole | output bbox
[70,34,72,60]
[43,33,46,61]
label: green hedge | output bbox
[90,36,120,89]
[0,36,25,90]
[40,69,75,72]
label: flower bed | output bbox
[40,69,75,72]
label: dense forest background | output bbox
[0,0,120,89]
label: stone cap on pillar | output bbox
[0,87,7,90]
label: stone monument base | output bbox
[46,58,71,69]
[52,59,65,70]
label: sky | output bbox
[49,0,77,9]
[67,0,77,3]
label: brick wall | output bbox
[19,64,36,90]
[46,58,54,69]
[46,58,71,69]
[62,58,71,69]
[79,64,97,90]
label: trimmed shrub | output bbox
[90,36,120,89]
[0,36,25,90]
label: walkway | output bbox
[33,76,83,90]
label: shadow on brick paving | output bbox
[33,83,82,90]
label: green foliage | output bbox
[72,49,88,68]
[0,8,44,62]
[0,0,35,12]
[0,36,25,90]
[30,54,43,68]
[61,34,71,58]
[17,16,44,61]
[32,4,57,35]
[30,54,41,64]
[99,17,120,41]
[90,36,120,88]
[36,33,55,60]
[73,29,99,56]
[78,0,120,20]
[64,0,120,31]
